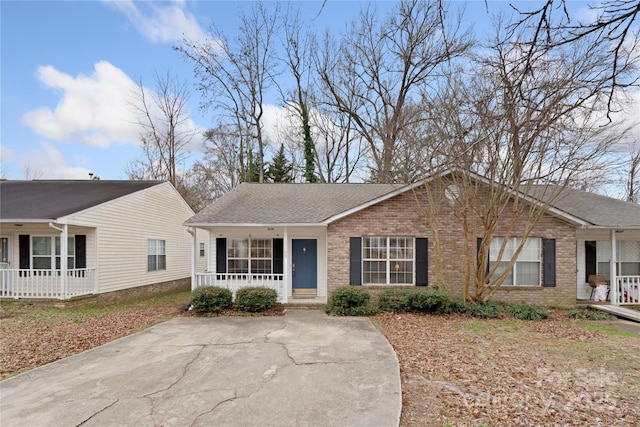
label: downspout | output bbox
[49,222,67,299]
[187,227,196,291]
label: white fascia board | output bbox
[1,218,61,223]
[183,222,328,228]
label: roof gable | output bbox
[0,180,164,221]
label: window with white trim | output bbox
[489,237,541,286]
[228,238,272,274]
[199,242,205,257]
[147,239,166,271]
[363,237,413,284]
[32,236,75,270]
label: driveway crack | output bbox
[75,398,119,426]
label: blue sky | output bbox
[1,1,638,181]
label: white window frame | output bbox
[31,235,75,270]
[489,237,541,286]
[227,238,272,275]
[362,236,414,285]
[148,239,166,272]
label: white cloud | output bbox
[19,142,92,179]
[102,0,207,43]
[23,61,141,148]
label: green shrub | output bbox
[324,286,378,316]
[505,303,550,320]
[567,307,615,320]
[462,300,505,318]
[377,289,410,313]
[190,286,233,313]
[234,287,278,312]
[405,288,451,314]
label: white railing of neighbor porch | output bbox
[195,273,284,302]
[0,268,96,299]
[616,276,640,305]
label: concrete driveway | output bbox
[0,310,401,427]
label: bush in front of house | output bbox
[377,287,452,314]
[567,307,615,320]
[234,287,278,312]
[190,286,233,313]
[324,286,378,316]
[505,302,550,320]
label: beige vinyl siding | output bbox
[67,182,196,294]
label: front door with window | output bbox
[292,239,317,295]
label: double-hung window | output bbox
[148,239,166,271]
[489,237,541,286]
[363,237,413,284]
[227,238,272,275]
[32,236,75,270]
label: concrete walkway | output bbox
[0,310,401,427]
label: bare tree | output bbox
[177,2,281,183]
[508,0,640,119]
[316,0,472,183]
[625,143,640,202]
[127,70,196,189]
[22,165,44,180]
[431,15,631,301]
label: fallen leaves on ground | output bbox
[375,312,640,427]
[2,300,639,427]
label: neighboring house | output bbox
[0,180,207,300]
[185,172,640,307]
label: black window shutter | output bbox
[19,235,30,269]
[273,238,283,275]
[415,238,428,286]
[585,241,597,282]
[216,238,227,274]
[75,235,86,269]
[543,238,556,287]
[349,237,362,286]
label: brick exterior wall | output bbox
[327,185,577,307]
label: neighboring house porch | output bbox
[1,224,96,299]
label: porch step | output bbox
[589,305,640,323]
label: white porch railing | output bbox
[195,273,284,302]
[616,276,640,305]
[0,269,97,299]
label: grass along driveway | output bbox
[1,294,639,426]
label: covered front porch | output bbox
[189,225,327,304]
[0,222,96,300]
[0,268,96,299]
[577,228,640,306]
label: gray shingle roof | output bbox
[188,180,640,228]
[186,183,401,225]
[542,186,640,228]
[0,180,164,221]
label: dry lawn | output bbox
[1,294,639,426]
[375,311,640,427]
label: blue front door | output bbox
[292,239,317,292]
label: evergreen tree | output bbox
[301,102,318,183]
[244,151,265,183]
[267,144,294,183]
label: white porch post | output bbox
[188,227,196,291]
[610,229,618,306]
[283,228,289,304]
[61,224,68,299]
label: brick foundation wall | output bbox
[327,185,577,307]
